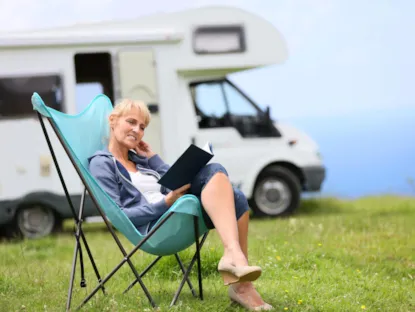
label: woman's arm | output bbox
[134,140,170,176]
[148,154,170,176]
[89,156,170,228]
[88,156,123,208]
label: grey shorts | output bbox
[189,163,250,229]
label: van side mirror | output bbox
[264,106,271,122]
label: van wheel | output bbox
[251,166,301,217]
[15,204,57,239]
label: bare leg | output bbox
[231,212,271,309]
[202,175,271,309]
[201,172,248,266]
[237,211,249,260]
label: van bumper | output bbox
[302,165,326,191]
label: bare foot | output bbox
[229,282,272,310]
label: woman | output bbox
[88,99,272,311]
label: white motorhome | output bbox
[0,6,325,238]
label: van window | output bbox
[0,75,63,119]
[191,82,231,128]
[75,82,104,112]
[190,79,280,137]
[223,82,258,116]
[74,53,114,106]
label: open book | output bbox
[157,142,214,190]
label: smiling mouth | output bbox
[127,135,137,141]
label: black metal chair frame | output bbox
[36,112,209,311]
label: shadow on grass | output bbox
[249,197,349,221]
[61,223,109,235]
[1,198,346,242]
[295,197,347,216]
[0,222,109,243]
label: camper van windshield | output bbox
[190,79,280,138]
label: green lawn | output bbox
[1,196,414,312]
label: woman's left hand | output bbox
[135,140,155,158]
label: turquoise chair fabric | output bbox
[31,92,208,256]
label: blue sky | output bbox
[229,1,415,118]
[225,1,415,198]
[0,0,413,197]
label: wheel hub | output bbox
[265,188,281,202]
[25,210,45,228]
[17,205,55,238]
[254,179,292,215]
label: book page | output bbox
[202,141,213,155]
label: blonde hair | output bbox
[111,98,151,127]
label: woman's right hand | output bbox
[165,184,191,207]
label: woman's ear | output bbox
[108,114,116,129]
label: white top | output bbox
[128,171,166,204]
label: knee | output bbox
[191,163,229,195]
[204,163,228,177]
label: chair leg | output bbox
[66,232,80,311]
[66,228,103,311]
[124,227,209,303]
[194,216,203,300]
[123,256,163,294]
[37,116,106,310]
[175,254,197,297]
[75,212,176,311]
[170,231,209,307]
[79,231,106,294]
[67,188,107,311]
[76,189,87,289]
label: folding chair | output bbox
[31,92,210,311]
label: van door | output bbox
[190,79,281,188]
[118,50,162,157]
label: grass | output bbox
[0,196,414,312]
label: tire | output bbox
[250,166,301,217]
[15,203,57,239]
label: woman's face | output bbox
[110,107,146,150]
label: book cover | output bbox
[158,142,214,190]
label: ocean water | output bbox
[285,106,415,198]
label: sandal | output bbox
[218,258,262,285]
